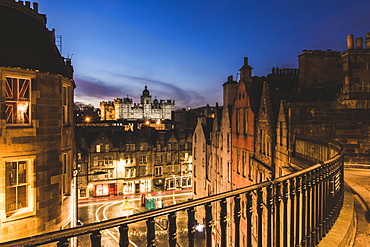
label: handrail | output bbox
[0,135,345,247]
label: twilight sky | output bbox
[36,0,370,109]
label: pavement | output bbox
[344,164,370,247]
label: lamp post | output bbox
[71,169,107,247]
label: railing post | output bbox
[295,175,301,247]
[146,217,156,247]
[289,178,296,247]
[168,212,177,247]
[220,198,227,247]
[301,174,307,247]
[187,206,196,247]
[317,167,324,243]
[119,224,129,247]
[282,181,289,247]
[257,189,263,247]
[307,172,313,247]
[57,238,69,247]
[205,202,213,247]
[90,230,102,247]
[234,195,241,247]
[266,184,273,247]
[246,192,253,247]
[275,183,282,247]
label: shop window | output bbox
[6,77,31,125]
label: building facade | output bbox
[100,86,175,121]
[192,33,370,246]
[0,1,75,242]
[76,125,192,200]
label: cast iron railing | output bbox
[0,135,344,247]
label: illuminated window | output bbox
[236,149,241,174]
[5,77,30,125]
[5,160,31,216]
[62,85,69,125]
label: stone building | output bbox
[193,32,370,246]
[100,86,175,121]
[75,125,192,199]
[0,0,75,242]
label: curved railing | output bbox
[0,135,344,247]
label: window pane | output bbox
[6,187,16,212]
[6,162,17,186]
[18,161,27,184]
[18,185,28,208]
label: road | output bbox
[344,167,370,247]
[77,191,195,247]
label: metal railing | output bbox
[0,135,344,247]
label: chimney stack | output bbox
[33,2,39,13]
[347,34,354,49]
[356,37,363,49]
[244,57,248,66]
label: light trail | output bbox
[96,201,138,247]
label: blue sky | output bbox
[36,0,370,109]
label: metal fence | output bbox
[0,135,344,247]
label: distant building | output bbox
[0,1,74,242]
[100,86,175,121]
[75,125,192,199]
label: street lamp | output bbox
[71,170,107,247]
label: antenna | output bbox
[55,35,62,54]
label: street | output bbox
[344,167,370,247]
[77,191,197,246]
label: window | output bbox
[236,149,241,174]
[168,143,172,150]
[155,166,163,176]
[156,154,162,164]
[5,160,31,216]
[62,85,69,125]
[235,109,239,133]
[242,151,246,177]
[6,77,31,125]
[140,154,147,164]
[62,153,68,195]
[126,144,135,151]
[96,145,101,153]
[105,144,110,152]
[140,143,148,151]
[244,109,248,135]
[156,144,161,151]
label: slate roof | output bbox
[0,3,70,77]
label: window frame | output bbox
[3,157,35,221]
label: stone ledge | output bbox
[317,185,356,247]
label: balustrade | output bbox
[0,135,344,247]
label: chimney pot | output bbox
[244,57,248,66]
[356,37,363,49]
[347,34,354,49]
[366,32,370,49]
[227,75,233,81]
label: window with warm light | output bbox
[5,77,31,125]
[5,159,33,218]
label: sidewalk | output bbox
[344,167,370,247]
